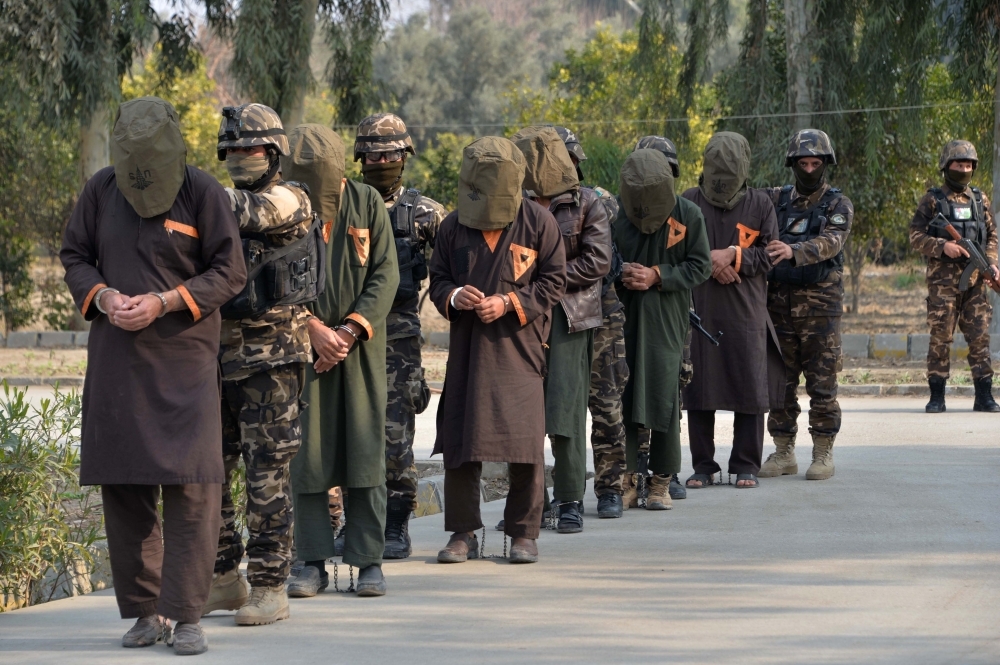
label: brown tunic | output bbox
[61,166,246,485]
[429,200,567,467]
[682,187,784,413]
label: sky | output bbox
[150,0,428,27]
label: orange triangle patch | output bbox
[322,220,333,244]
[509,243,537,281]
[666,217,686,249]
[347,226,370,265]
[482,229,502,252]
[736,223,760,249]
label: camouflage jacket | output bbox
[219,177,314,381]
[766,183,854,317]
[909,185,997,286]
[384,185,447,341]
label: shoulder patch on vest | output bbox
[830,214,847,226]
[262,185,304,221]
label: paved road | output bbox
[2,396,998,664]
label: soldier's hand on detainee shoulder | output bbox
[942,240,970,260]
[714,265,742,285]
[766,240,793,265]
[453,286,484,310]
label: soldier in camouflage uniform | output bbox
[204,104,313,625]
[552,126,629,519]
[355,114,447,558]
[909,140,1000,414]
[629,136,689,503]
[759,129,853,481]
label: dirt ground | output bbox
[841,265,927,334]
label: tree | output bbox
[0,219,33,335]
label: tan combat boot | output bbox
[234,585,290,626]
[806,435,835,480]
[645,474,673,510]
[202,568,249,616]
[758,436,798,478]
[622,473,639,509]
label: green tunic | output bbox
[615,197,712,433]
[291,180,399,491]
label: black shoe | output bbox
[596,493,623,518]
[668,474,687,500]
[356,564,386,597]
[556,501,583,533]
[973,376,1000,412]
[382,499,412,559]
[333,532,345,557]
[926,376,946,413]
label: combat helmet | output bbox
[938,140,978,171]
[551,126,587,163]
[354,113,415,161]
[216,103,289,161]
[635,135,680,178]
[784,129,836,167]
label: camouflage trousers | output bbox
[589,308,629,496]
[386,335,431,511]
[216,363,304,588]
[767,311,842,438]
[926,279,994,380]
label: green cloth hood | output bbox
[111,97,187,218]
[511,126,579,198]
[281,123,346,222]
[620,149,676,234]
[457,136,526,230]
[699,131,750,210]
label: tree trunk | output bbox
[284,0,320,128]
[784,0,814,130]
[79,107,109,188]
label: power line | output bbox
[329,100,993,131]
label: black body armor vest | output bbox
[925,187,986,262]
[390,188,428,302]
[221,212,326,319]
[770,186,844,286]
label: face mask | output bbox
[620,149,676,234]
[699,132,751,211]
[945,168,973,192]
[112,97,187,218]
[792,162,826,193]
[226,152,272,188]
[457,136,525,231]
[510,126,579,198]
[281,124,347,222]
[362,160,404,195]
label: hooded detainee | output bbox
[429,136,567,564]
[60,97,246,655]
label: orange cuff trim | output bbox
[82,283,107,316]
[346,312,374,340]
[508,291,527,327]
[652,265,662,288]
[176,285,202,322]
[733,246,742,273]
[164,219,199,239]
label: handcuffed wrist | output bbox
[95,287,120,314]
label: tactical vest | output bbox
[925,186,987,261]
[770,186,844,286]
[390,188,428,302]
[221,212,326,319]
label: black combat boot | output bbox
[973,376,1000,412]
[596,493,623,518]
[926,376,946,413]
[382,498,412,559]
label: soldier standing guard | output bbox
[353,114,447,559]
[204,104,320,625]
[909,140,1000,413]
[759,129,854,481]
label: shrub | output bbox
[0,382,103,610]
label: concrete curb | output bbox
[1,376,84,387]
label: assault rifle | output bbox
[690,310,722,346]
[930,214,1000,294]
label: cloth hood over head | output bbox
[620,149,676,234]
[281,123,346,221]
[111,97,187,218]
[457,136,526,230]
[510,126,579,198]
[699,131,751,211]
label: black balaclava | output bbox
[944,164,973,192]
[362,158,405,196]
[227,148,281,191]
[792,160,827,194]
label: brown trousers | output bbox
[102,484,221,624]
[687,410,764,476]
[444,462,543,539]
